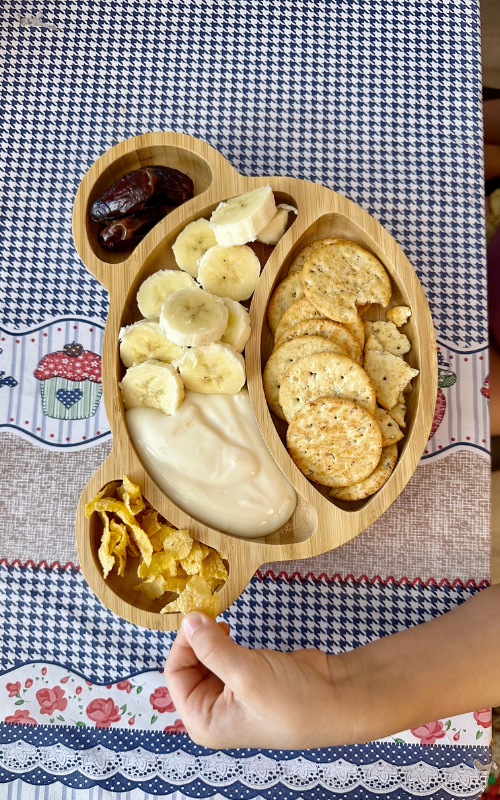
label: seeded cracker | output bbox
[286,397,382,487]
[329,444,398,501]
[364,320,411,357]
[387,402,406,428]
[274,297,325,343]
[302,240,391,324]
[287,238,342,275]
[274,318,362,363]
[364,346,419,410]
[374,406,403,446]
[343,314,365,348]
[267,273,304,334]
[279,352,376,423]
[386,306,411,327]
[264,335,350,420]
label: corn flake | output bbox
[117,475,145,515]
[137,552,178,580]
[149,525,178,552]
[139,508,161,537]
[180,540,210,575]
[162,528,193,560]
[160,575,220,617]
[97,511,115,579]
[199,551,228,589]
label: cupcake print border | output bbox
[0,318,110,450]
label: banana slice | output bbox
[137,269,196,319]
[210,186,276,245]
[197,244,261,301]
[257,204,297,245]
[174,343,246,394]
[119,320,184,367]
[172,218,217,277]
[220,297,251,352]
[159,287,228,347]
[120,360,184,415]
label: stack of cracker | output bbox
[263,239,419,501]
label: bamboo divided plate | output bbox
[73,131,437,631]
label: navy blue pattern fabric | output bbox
[0,0,485,347]
[0,566,479,684]
[0,725,490,798]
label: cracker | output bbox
[386,305,411,327]
[287,397,382,487]
[343,314,365,348]
[274,297,325,343]
[287,238,341,275]
[329,444,398,501]
[180,540,210,574]
[364,320,410,357]
[364,346,419,410]
[302,240,392,323]
[279,352,376,423]
[374,406,403,446]
[264,335,349,420]
[387,402,406,428]
[267,273,304,334]
[274,318,362,363]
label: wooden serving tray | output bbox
[73,132,437,630]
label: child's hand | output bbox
[164,611,354,749]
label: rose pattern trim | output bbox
[86,698,121,728]
[410,721,446,745]
[150,686,175,713]
[36,686,67,716]
[0,663,490,744]
[473,709,492,728]
[4,709,37,725]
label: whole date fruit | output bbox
[97,205,168,251]
[90,166,194,223]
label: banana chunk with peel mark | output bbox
[197,244,261,301]
[220,297,251,352]
[159,287,228,347]
[136,269,196,319]
[119,319,184,368]
[120,360,185,416]
[174,343,246,395]
[172,218,217,278]
[209,186,276,246]
[257,204,298,245]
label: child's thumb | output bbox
[182,611,250,690]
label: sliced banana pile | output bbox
[119,187,296,416]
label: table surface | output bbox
[0,1,491,798]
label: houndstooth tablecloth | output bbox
[0,1,491,798]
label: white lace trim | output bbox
[0,742,488,796]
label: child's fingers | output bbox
[182,612,256,695]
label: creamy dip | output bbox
[126,389,296,538]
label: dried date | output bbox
[149,165,194,204]
[90,165,194,223]
[97,205,168,251]
[90,168,157,223]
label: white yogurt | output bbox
[126,389,296,538]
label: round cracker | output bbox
[343,314,364,348]
[274,297,325,343]
[263,336,348,421]
[267,273,304,335]
[279,351,376,423]
[287,238,342,275]
[287,397,383,487]
[302,240,392,323]
[329,444,398,500]
[275,318,362,363]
